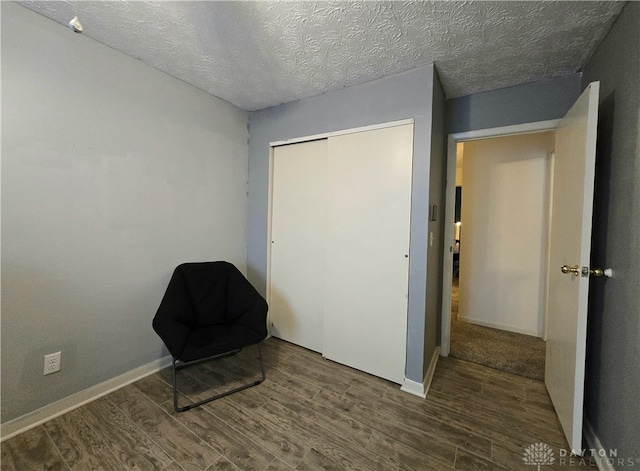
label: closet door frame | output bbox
[266,119,414,366]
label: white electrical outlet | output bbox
[44,352,61,375]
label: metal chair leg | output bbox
[172,342,266,413]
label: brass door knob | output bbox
[561,264,580,276]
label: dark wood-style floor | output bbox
[1,337,596,470]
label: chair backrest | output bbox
[177,262,232,327]
[168,261,267,329]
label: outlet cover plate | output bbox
[44,352,61,375]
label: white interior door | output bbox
[269,139,328,352]
[323,124,413,383]
[545,82,599,453]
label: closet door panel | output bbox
[269,139,328,352]
[323,124,413,383]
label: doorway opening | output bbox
[441,83,600,453]
[440,120,560,381]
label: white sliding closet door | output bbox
[269,139,328,352]
[323,124,413,383]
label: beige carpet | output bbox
[449,279,546,381]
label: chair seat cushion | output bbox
[180,324,265,362]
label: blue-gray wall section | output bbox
[447,75,582,134]
[248,65,435,382]
[425,69,447,375]
[582,2,640,465]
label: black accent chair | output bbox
[153,261,268,412]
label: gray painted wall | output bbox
[1,3,249,422]
[582,2,640,465]
[248,65,437,382]
[447,75,582,134]
[425,70,446,375]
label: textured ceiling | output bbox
[17,1,625,111]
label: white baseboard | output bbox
[401,378,427,398]
[401,347,440,398]
[456,315,541,337]
[1,355,172,442]
[583,418,616,471]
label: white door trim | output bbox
[440,119,561,356]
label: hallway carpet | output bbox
[450,279,546,381]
